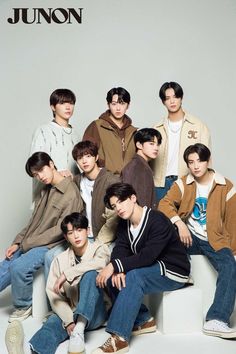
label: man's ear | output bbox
[136,142,142,151]
[131,194,137,203]
[49,160,55,169]
[95,154,99,162]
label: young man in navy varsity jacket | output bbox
[92,182,192,354]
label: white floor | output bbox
[1,288,236,354]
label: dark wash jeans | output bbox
[188,234,236,323]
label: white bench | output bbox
[32,268,49,319]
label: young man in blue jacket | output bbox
[92,183,192,354]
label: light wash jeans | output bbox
[0,246,48,308]
[155,175,178,204]
[106,263,185,341]
[188,234,236,323]
[29,270,107,354]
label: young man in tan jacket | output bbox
[83,87,137,174]
[159,143,236,339]
[5,213,111,354]
[0,152,83,322]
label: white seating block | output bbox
[148,286,203,334]
[32,268,49,319]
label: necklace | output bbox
[52,120,73,135]
[167,119,183,133]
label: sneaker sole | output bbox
[132,324,157,336]
[5,321,24,354]
[92,347,129,354]
[203,329,236,339]
[68,351,85,354]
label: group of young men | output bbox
[2,82,236,354]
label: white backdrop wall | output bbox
[0,0,235,255]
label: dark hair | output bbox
[183,143,211,165]
[106,87,131,104]
[50,89,76,106]
[104,182,137,209]
[159,82,184,102]
[72,140,98,161]
[61,212,88,235]
[25,152,55,177]
[134,128,162,151]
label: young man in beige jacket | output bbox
[5,213,110,354]
[152,81,211,203]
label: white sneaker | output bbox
[68,331,85,354]
[8,307,32,323]
[5,320,24,354]
[203,319,236,339]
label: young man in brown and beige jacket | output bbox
[83,87,137,174]
[159,143,236,340]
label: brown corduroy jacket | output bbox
[159,171,236,254]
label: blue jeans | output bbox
[155,175,178,204]
[106,263,185,341]
[30,270,107,354]
[188,234,236,323]
[0,247,48,308]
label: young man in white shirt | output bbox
[152,82,211,203]
[159,143,236,339]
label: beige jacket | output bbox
[152,112,211,187]
[46,241,110,327]
[13,177,83,252]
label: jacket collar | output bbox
[186,170,226,185]
[155,111,194,128]
[54,176,72,194]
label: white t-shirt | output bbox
[187,178,214,240]
[130,206,147,240]
[166,119,183,177]
[80,176,95,237]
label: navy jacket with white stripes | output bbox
[111,208,191,283]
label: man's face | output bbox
[108,94,129,120]
[77,154,98,174]
[187,152,209,179]
[31,162,54,185]
[109,195,136,219]
[66,223,88,251]
[163,88,182,114]
[51,102,74,121]
[137,136,159,161]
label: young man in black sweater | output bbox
[92,183,191,354]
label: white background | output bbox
[0,0,235,254]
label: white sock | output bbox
[73,315,87,335]
[24,341,32,354]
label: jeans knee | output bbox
[126,269,141,287]
[81,270,97,284]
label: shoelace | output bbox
[102,336,115,349]
[215,321,229,330]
